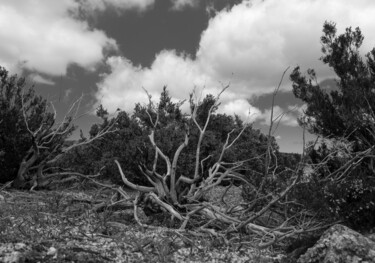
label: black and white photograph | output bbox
[1,0,375,262]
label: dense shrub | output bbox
[0,67,54,184]
[324,176,375,230]
[63,87,273,188]
[291,22,375,230]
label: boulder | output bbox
[298,224,375,263]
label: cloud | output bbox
[288,104,307,114]
[29,74,55,85]
[197,0,375,88]
[78,0,154,13]
[96,0,375,121]
[170,0,199,11]
[97,51,209,114]
[0,0,117,76]
[97,50,265,117]
[257,106,299,127]
[255,103,308,127]
[217,99,262,123]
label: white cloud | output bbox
[217,99,261,123]
[0,0,117,76]
[257,106,299,127]
[96,0,375,121]
[78,0,154,13]
[197,0,375,89]
[256,103,309,127]
[170,0,199,11]
[97,50,265,116]
[97,51,209,113]
[288,104,307,114]
[29,74,55,85]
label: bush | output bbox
[291,22,375,231]
[64,88,273,188]
[324,175,375,230]
[0,67,51,184]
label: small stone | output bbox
[46,247,57,258]
[14,243,26,250]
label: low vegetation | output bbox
[1,21,374,262]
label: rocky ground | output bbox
[0,185,286,262]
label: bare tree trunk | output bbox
[13,143,39,188]
[13,95,117,189]
[112,83,332,248]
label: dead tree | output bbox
[12,95,117,189]
[114,79,330,248]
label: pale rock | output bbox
[298,224,375,263]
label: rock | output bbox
[0,243,28,263]
[367,233,375,243]
[46,246,57,259]
[298,224,375,263]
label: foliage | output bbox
[290,21,375,230]
[0,65,115,189]
[0,67,56,184]
[66,87,272,188]
[59,109,145,185]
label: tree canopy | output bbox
[290,22,375,230]
[0,67,115,188]
[0,67,58,184]
[63,87,276,188]
[291,22,375,147]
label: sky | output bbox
[1,0,375,153]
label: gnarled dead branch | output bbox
[111,81,331,248]
[13,95,117,189]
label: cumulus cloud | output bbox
[0,0,117,76]
[197,0,375,89]
[96,0,375,121]
[97,51,209,113]
[170,0,199,11]
[97,49,264,117]
[78,0,154,13]
[217,99,262,123]
[255,103,309,127]
[29,74,55,86]
[257,106,299,127]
